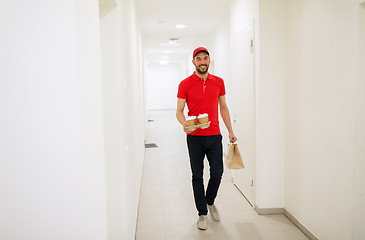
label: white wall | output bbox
[228,0,365,238]
[0,1,107,239]
[256,0,286,209]
[209,21,231,88]
[229,0,286,209]
[100,0,145,239]
[285,0,362,239]
[146,63,183,110]
[354,4,365,239]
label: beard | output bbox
[196,64,209,74]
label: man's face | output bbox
[193,52,210,74]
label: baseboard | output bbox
[284,209,319,240]
[254,206,318,240]
[254,205,285,215]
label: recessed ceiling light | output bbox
[168,41,177,45]
[165,50,172,53]
[162,56,168,59]
[176,24,186,29]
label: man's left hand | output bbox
[229,133,237,143]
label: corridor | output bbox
[136,111,308,240]
[1,0,364,239]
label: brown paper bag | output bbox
[225,143,244,169]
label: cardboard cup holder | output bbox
[186,121,211,131]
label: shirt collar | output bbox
[193,72,212,81]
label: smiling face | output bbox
[192,51,210,75]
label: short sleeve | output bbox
[219,78,226,96]
[177,80,187,99]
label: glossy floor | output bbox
[136,110,309,240]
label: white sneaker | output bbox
[197,215,208,230]
[207,204,220,221]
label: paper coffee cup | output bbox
[198,113,209,124]
[186,116,197,126]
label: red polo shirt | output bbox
[177,72,226,136]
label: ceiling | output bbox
[134,0,230,64]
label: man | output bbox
[176,47,237,230]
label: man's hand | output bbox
[183,122,194,133]
[177,98,196,134]
[229,132,237,143]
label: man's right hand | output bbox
[176,98,195,134]
[183,122,194,133]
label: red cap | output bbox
[193,47,209,58]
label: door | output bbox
[230,21,255,205]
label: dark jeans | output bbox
[186,134,223,216]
